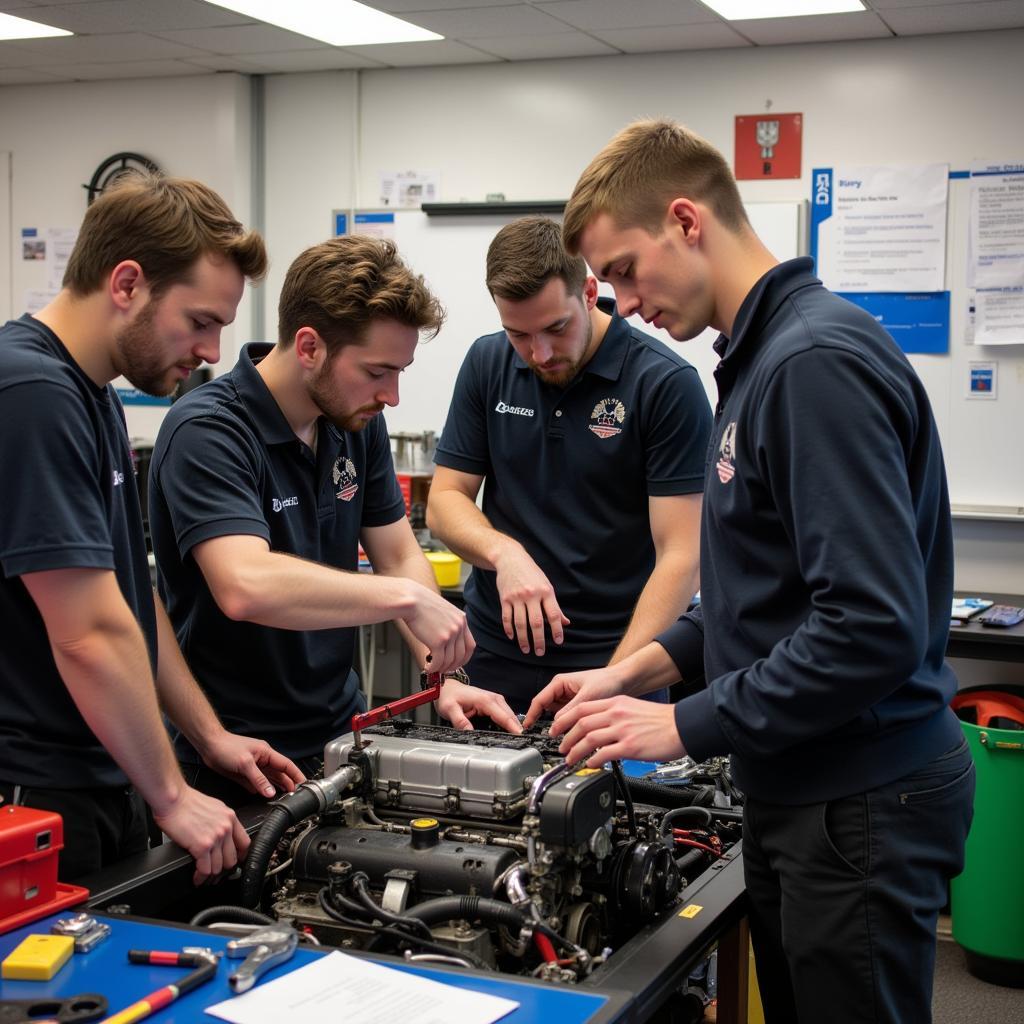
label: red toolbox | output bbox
[0,805,87,934]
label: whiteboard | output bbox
[909,178,1024,515]
[377,201,807,434]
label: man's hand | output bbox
[550,696,684,768]
[404,587,475,675]
[522,665,626,729]
[493,545,570,656]
[197,732,306,799]
[436,680,523,734]
[152,788,251,885]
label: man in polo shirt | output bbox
[150,236,522,808]
[0,173,303,884]
[426,217,711,715]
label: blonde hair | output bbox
[64,172,266,296]
[278,236,445,354]
[563,119,748,254]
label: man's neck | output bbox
[33,291,117,388]
[255,343,320,448]
[707,228,779,338]
[576,303,613,373]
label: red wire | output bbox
[534,931,559,963]
[672,833,725,858]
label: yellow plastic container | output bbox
[425,551,461,588]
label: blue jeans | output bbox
[743,737,975,1024]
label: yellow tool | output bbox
[1,932,75,980]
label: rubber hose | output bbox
[660,806,714,836]
[625,777,714,809]
[189,905,276,927]
[404,895,527,933]
[239,786,323,908]
[674,848,705,879]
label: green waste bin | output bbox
[951,690,1024,988]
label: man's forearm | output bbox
[216,549,430,631]
[426,490,522,571]
[372,550,438,670]
[53,618,186,816]
[609,552,699,665]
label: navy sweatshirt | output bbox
[657,258,963,804]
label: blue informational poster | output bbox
[333,210,348,236]
[835,291,951,354]
[115,387,172,407]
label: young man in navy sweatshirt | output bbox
[525,119,974,1024]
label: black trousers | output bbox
[742,738,975,1024]
[180,754,324,810]
[0,780,149,883]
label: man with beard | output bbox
[426,217,711,715]
[0,173,303,883]
[150,236,521,807]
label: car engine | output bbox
[235,721,741,985]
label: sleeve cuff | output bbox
[433,449,489,475]
[654,613,704,683]
[674,686,730,763]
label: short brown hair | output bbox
[63,171,266,296]
[277,236,445,353]
[563,119,748,254]
[486,216,587,301]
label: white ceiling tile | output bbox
[541,0,721,32]
[16,0,254,34]
[180,53,276,72]
[34,58,211,79]
[151,24,326,54]
[345,38,501,65]
[464,31,619,59]
[596,22,753,52]
[733,11,893,44]
[218,47,387,71]
[0,64,70,81]
[399,4,572,37]
[11,32,213,60]
[881,1,1024,32]
[0,39,44,64]
[368,0,521,10]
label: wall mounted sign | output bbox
[734,113,802,180]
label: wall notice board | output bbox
[371,201,806,435]
[374,189,1022,520]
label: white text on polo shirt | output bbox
[112,470,125,486]
[495,401,535,417]
[271,496,299,512]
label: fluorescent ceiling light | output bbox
[701,0,864,19]
[0,12,73,40]
[204,0,442,46]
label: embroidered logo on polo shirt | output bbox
[333,456,359,502]
[112,469,125,487]
[495,401,534,417]
[716,422,737,484]
[271,496,299,512]
[589,398,625,439]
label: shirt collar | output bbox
[233,342,300,446]
[713,257,820,363]
[510,295,630,383]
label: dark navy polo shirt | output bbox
[435,299,712,668]
[150,343,407,761]
[0,315,156,788]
